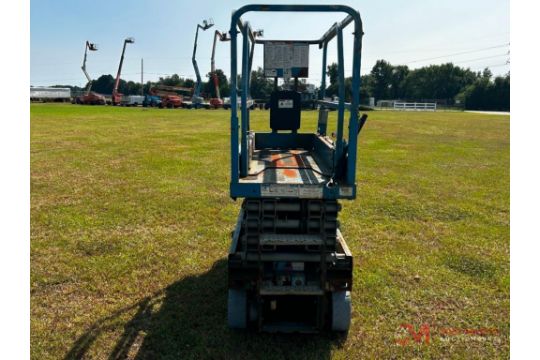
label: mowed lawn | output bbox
[31,104,509,359]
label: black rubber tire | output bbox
[228,289,247,329]
[331,291,352,332]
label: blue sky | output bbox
[30,0,509,87]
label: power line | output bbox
[453,53,509,64]
[32,44,512,85]
[404,43,509,64]
[385,33,509,54]
[470,62,509,70]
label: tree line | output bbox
[54,59,509,110]
[325,60,509,110]
[55,70,231,99]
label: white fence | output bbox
[393,102,437,111]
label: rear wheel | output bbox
[331,291,351,332]
[228,289,247,329]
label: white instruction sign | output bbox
[261,185,323,199]
[278,99,293,109]
[264,42,309,78]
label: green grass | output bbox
[31,104,509,359]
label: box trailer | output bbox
[30,87,71,102]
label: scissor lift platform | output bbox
[242,149,329,185]
[228,205,353,332]
[226,4,365,333]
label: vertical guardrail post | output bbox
[334,26,345,173]
[346,11,362,186]
[230,18,239,184]
[240,22,250,177]
[319,41,328,100]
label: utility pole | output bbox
[141,58,144,95]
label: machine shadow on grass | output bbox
[65,259,342,359]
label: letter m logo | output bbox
[395,323,431,346]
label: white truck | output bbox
[222,96,255,110]
[120,95,145,106]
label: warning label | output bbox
[278,99,293,109]
[264,42,309,78]
[261,184,323,198]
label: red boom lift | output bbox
[149,85,193,109]
[75,41,106,105]
[211,29,262,109]
[111,37,135,106]
[209,30,230,108]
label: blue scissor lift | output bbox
[227,4,367,332]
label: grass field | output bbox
[31,104,509,359]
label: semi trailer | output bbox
[30,87,71,102]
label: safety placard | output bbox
[261,184,299,197]
[264,42,309,78]
[278,99,293,109]
[339,186,354,197]
[261,184,323,198]
[298,186,323,199]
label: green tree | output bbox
[456,73,509,111]
[389,65,409,99]
[249,67,273,100]
[327,63,338,85]
[404,63,477,103]
[154,74,195,91]
[91,75,115,94]
[325,63,339,97]
[159,74,182,87]
[203,69,230,98]
[370,60,394,101]
[360,74,373,102]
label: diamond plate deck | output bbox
[240,149,330,185]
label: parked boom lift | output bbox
[150,85,193,108]
[75,41,105,105]
[209,29,263,108]
[112,37,135,105]
[191,19,214,108]
[227,4,367,333]
[209,30,230,108]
